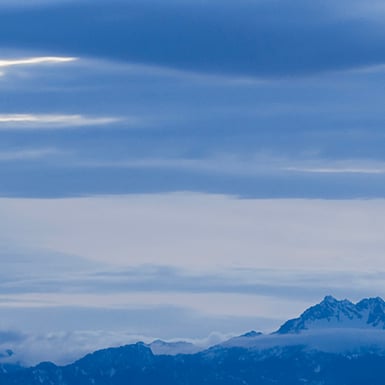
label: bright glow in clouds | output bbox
[0,114,122,128]
[0,56,77,68]
[2,193,385,273]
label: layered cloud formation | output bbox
[1,0,385,364]
[1,194,385,348]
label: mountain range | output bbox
[2,296,385,384]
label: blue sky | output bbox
[2,0,385,365]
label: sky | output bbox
[2,0,385,365]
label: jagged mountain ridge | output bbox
[277,295,385,334]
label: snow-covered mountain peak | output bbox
[277,296,385,334]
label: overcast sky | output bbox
[2,0,385,366]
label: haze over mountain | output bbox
[0,296,385,385]
[2,296,385,384]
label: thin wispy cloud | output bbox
[0,56,77,68]
[93,58,269,86]
[283,159,385,175]
[0,148,60,161]
[285,167,385,174]
[1,262,380,306]
[79,155,385,176]
[78,155,290,176]
[0,114,122,129]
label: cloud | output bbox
[6,326,385,367]
[3,194,385,359]
[0,305,277,365]
[0,114,122,129]
[0,148,60,161]
[0,329,156,366]
[2,193,385,273]
[0,1,384,77]
[2,245,381,338]
[285,167,385,174]
[4,193,385,340]
[0,56,77,79]
[223,328,385,356]
[0,328,232,367]
[79,156,267,175]
[0,56,77,68]
[284,162,385,175]
[79,154,385,177]
[282,158,385,175]
[0,292,304,323]
[88,58,267,85]
[0,252,381,328]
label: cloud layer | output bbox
[2,51,385,198]
[3,193,385,271]
[1,193,385,338]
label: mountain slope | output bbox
[2,343,385,385]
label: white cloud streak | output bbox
[0,114,122,129]
[0,56,77,68]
